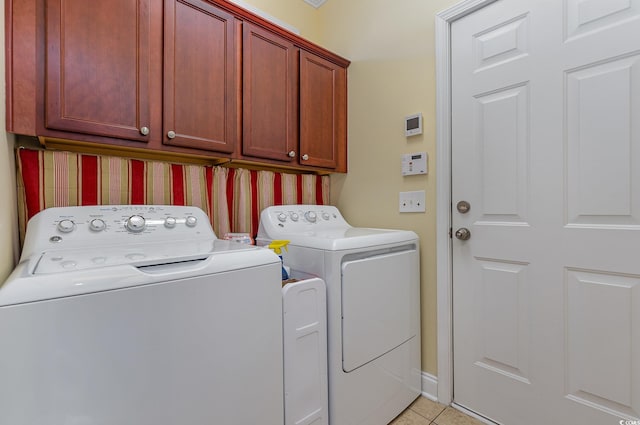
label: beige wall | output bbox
[230,0,323,43]
[0,0,19,282]
[237,0,460,375]
[318,0,459,376]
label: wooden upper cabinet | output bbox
[8,0,348,169]
[163,0,238,153]
[45,0,153,142]
[242,22,297,162]
[299,50,347,171]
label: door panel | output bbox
[341,250,417,372]
[299,51,346,169]
[163,0,237,153]
[242,22,297,162]
[452,1,640,424]
[472,14,529,72]
[474,259,531,385]
[46,0,151,142]
[474,83,529,224]
[565,0,640,41]
[566,269,640,417]
[566,54,640,226]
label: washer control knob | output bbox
[126,215,146,232]
[185,216,198,227]
[322,212,331,221]
[290,212,299,221]
[277,213,287,223]
[164,217,177,228]
[89,219,106,232]
[57,219,75,233]
[305,211,317,223]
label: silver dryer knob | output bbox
[304,211,317,223]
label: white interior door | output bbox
[452,1,640,424]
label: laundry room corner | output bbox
[236,0,468,394]
[315,0,462,388]
[0,0,19,281]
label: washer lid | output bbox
[32,239,218,274]
[0,241,279,306]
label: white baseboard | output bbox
[421,371,438,402]
[452,403,498,425]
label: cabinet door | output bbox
[163,0,238,153]
[242,22,297,162]
[46,0,152,142]
[299,51,347,171]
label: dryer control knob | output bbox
[89,219,106,232]
[185,216,198,227]
[305,211,317,223]
[57,219,75,233]
[164,217,177,228]
[277,213,287,223]
[322,212,331,221]
[290,212,299,221]
[126,215,146,232]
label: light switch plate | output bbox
[399,190,426,213]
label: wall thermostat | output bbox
[405,113,423,137]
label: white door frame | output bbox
[434,0,498,405]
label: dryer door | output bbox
[341,248,419,372]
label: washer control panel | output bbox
[21,205,214,262]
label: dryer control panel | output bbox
[259,205,349,231]
[257,205,418,251]
[21,205,215,262]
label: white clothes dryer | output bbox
[0,205,283,425]
[258,205,421,425]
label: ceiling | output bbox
[303,0,327,8]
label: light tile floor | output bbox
[390,396,486,425]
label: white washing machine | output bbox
[0,205,284,425]
[258,205,421,425]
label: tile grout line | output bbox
[431,406,447,425]
[408,403,447,424]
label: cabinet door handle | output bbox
[167,131,176,139]
[288,151,296,158]
[140,126,150,136]
[302,154,309,161]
